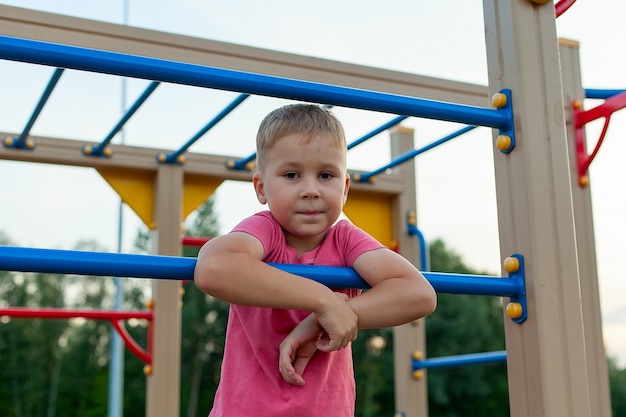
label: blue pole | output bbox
[356,125,477,182]
[412,350,507,370]
[229,114,409,171]
[164,93,249,163]
[12,67,64,148]
[0,35,511,130]
[0,246,523,298]
[347,115,409,150]
[407,224,429,272]
[92,81,160,157]
[585,88,626,100]
[227,152,257,171]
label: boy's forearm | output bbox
[347,277,436,329]
[195,251,334,313]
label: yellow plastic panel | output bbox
[183,173,223,220]
[97,167,156,228]
[343,190,394,247]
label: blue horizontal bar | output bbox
[347,115,409,150]
[93,81,160,156]
[0,35,510,130]
[229,114,408,171]
[165,93,249,163]
[413,350,506,370]
[357,125,477,182]
[228,152,257,171]
[0,246,521,298]
[585,88,626,100]
[18,67,64,147]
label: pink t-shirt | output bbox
[208,211,384,417]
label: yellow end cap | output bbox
[573,100,583,110]
[84,145,93,155]
[368,176,377,184]
[491,92,508,109]
[177,155,186,164]
[103,147,113,157]
[352,173,361,182]
[226,160,235,168]
[146,299,154,309]
[412,350,423,360]
[506,302,523,319]
[496,135,512,151]
[25,139,36,149]
[579,176,589,187]
[157,153,166,162]
[143,365,153,376]
[245,162,255,171]
[412,370,424,380]
[179,287,186,297]
[4,137,14,146]
[503,256,519,273]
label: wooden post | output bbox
[482,1,592,416]
[146,163,183,417]
[559,38,612,417]
[389,126,427,417]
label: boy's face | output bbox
[253,132,349,254]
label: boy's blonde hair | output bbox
[255,104,346,172]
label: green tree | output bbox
[425,239,508,417]
[179,197,229,417]
[132,197,229,417]
[353,239,509,417]
[609,357,626,416]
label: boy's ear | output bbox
[343,173,350,205]
[253,173,267,205]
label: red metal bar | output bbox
[181,236,210,247]
[572,91,626,186]
[555,0,577,18]
[0,307,152,320]
[0,307,153,364]
[111,319,152,364]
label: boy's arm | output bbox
[194,232,358,351]
[349,248,437,329]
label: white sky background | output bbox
[0,1,625,366]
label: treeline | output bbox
[1,199,625,416]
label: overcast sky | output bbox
[0,0,625,366]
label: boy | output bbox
[194,104,436,416]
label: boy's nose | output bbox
[300,177,321,199]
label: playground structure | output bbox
[0,1,625,416]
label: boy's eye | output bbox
[284,172,299,179]
[319,172,333,180]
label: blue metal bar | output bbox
[227,152,257,171]
[163,93,249,164]
[0,35,512,130]
[0,246,523,298]
[347,115,409,150]
[227,114,409,171]
[12,67,64,148]
[412,350,506,370]
[88,81,160,157]
[407,224,429,272]
[585,88,626,100]
[356,125,477,182]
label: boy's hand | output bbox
[279,293,356,385]
[279,313,321,386]
[314,291,358,352]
